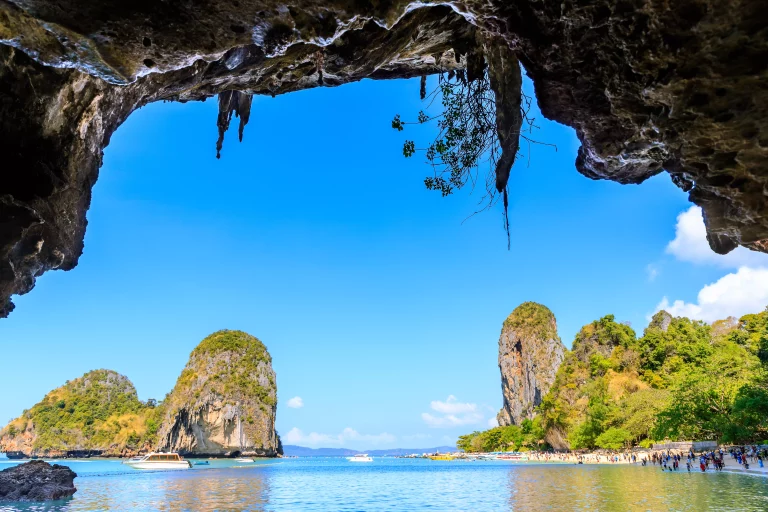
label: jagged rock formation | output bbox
[156,330,281,457]
[1,1,767,316]
[0,461,77,502]
[497,302,565,426]
[0,369,160,458]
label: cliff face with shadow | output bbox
[156,330,282,457]
[497,303,565,427]
[0,0,766,317]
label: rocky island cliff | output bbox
[0,369,161,458]
[497,303,565,427]
[0,330,281,458]
[156,330,282,457]
[461,306,768,452]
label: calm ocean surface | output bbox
[1,457,767,511]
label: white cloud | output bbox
[487,417,499,428]
[429,395,477,415]
[282,427,395,448]
[654,206,768,323]
[654,267,768,323]
[666,206,768,268]
[286,396,304,409]
[421,396,484,428]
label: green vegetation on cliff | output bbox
[156,329,281,455]
[0,370,161,454]
[462,308,768,452]
[503,302,559,341]
[167,330,276,413]
[0,330,281,458]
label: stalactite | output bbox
[216,90,253,159]
[315,51,324,85]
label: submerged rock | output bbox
[0,460,76,502]
[157,330,281,457]
[497,302,565,426]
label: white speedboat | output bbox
[234,457,255,463]
[124,452,192,470]
[347,454,373,462]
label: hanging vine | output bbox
[391,65,554,246]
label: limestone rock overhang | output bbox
[1,0,766,317]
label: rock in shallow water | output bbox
[0,460,77,502]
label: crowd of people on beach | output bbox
[521,445,767,473]
[644,446,766,473]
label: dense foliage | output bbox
[458,418,545,453]
[503,301,558,341]
[0,370,162,453]
[462,308,768,452]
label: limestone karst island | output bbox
[1,0,768,509]
[1,331,281,460]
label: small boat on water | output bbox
[235,457,255,463]
[193,460,210,466]
[347,454,373,462]
[124,452,192,470]
[428,454,454,461]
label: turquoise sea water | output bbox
[1,457,767,511]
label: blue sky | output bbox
[1,74,767,449]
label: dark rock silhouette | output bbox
[0,461,76,502]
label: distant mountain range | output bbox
[282,445,457,457]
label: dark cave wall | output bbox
[0,0,766,316]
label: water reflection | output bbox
[2,460,768,511]
[72,467,270,511]
[507,463,768,511]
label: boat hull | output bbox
[124,461,191,470]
